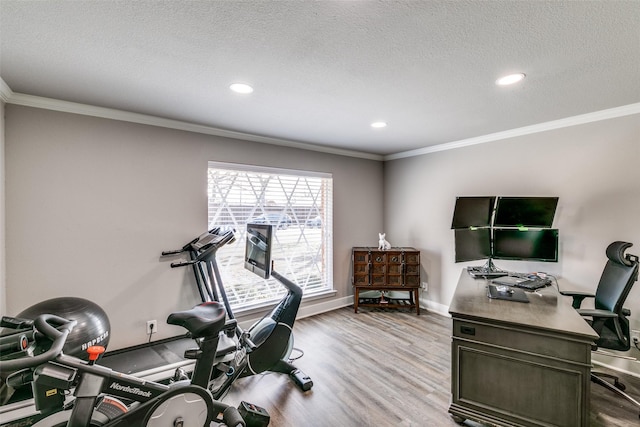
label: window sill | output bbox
[232,288,336,318]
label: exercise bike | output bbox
[0,301,264,426]
[161,223,313,400]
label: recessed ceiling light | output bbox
[371,121,387,128]
[229,83,254,94]
[496,73,526,86]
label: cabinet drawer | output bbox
[387,264,402,274]
[353,263,368,274]
[353,274,369,286]
[387,252,403,264]
[353,251,369,263]
[387,275,403,286]
[371,275,386,286]
[405,275,420,287]
[404,252,419,264]
[371,264,385,274]
[405,264,419,275]
[371,253,386,264]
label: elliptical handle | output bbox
[161,249,184,256]
[170,260,197,268]
[0,314,76,371]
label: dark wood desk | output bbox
[449,270,598,427]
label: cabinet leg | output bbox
[354,288,359,313]
[415,289,420,315]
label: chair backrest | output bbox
[593,241,638,351]
[595,241,639,313]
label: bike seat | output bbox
[167,302,226,339]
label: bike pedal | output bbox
[238,401,270,427]
[289,369,313,391]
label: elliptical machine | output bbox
[161,224,313,400]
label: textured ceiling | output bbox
[1,1,639,156]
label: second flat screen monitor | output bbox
[493,229,559,262]
[451,196,496,229]
[493,197,558,228]
[454,228,491,262]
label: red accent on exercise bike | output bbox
[87,345,105,364]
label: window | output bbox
[207,162,333,310]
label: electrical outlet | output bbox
[146,320,158,335]
[421,282,428,291]
[631,329,640,344]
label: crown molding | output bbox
[4,90,384,161]
[3,79,638,162]
[0,77,13,102]
[384,102,640,161]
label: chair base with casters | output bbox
[560,241,640,419]
[591,367,640,414]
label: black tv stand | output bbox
[467,259,507,279]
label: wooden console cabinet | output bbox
[351,247,421,314]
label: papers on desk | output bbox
[487,284,530,303]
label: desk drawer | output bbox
[453,319,591,365]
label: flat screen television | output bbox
[244,223,273,279]
[451,196,496,229]
[493,197,558,228]
[454,228,492,262]
[493,228,559,262]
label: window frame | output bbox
[207,161,334,312]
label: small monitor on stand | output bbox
[245,223,273,279]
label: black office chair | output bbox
[560,241,640,414]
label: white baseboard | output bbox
[420,298,451,318]
[593,353,640,379]
[296,294,452,319]
[298,295,354,319]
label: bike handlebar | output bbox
[0,314,76,372]
[161,227,235,260]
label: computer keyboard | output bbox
[516,278,551,291]
[467,266,508,279]
[492,275,551,291]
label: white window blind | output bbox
[207,161,333,310]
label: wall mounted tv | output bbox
[493,229,559,262]
[454,228,492,262]
[245,223,273,279]
[451,196,496,229]
[493,197,559,228]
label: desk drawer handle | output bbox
[460,325,475,336]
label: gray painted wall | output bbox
[384,113,640,372]
[0,100,5,316]
[3,103,640,375]
[4,105,384,349]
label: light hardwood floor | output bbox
[222,307,640,427]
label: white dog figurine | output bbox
[378,233,391,251]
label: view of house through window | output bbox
[207,162,333,310]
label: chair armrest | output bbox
[576,308,621,338]
[559,290,595,309]
[576,308,618,319]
